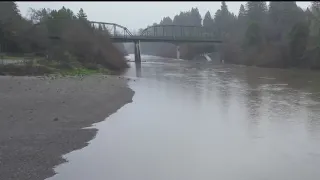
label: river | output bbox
[48,55,320,180]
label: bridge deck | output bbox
[110,36,222,43]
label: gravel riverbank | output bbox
[0,75,134,180]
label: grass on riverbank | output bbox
[0,59,113,77]
[57,68,110,76]
[0,54,44,61]
[1,56,23,60]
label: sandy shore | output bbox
[0,75,134,180]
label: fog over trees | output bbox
[139,2,320,69]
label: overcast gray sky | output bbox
[17,1,311,32]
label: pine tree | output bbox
[289,22,309,66]
[213,2,235,38]
[77,8,87,20]
[312,1,320,12]
[238,4,246,20]
[203,11,214,28]
[0,2,21,23]
[160,17,173,25]
[238,4,247,29]
[221,1,230,18]
[245,22,263,47]
[245,2,268,24]
[190,8,202,26]
[268,2,305,41]
[309,2,320,37]
[234,4,247,41]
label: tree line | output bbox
[0,2,128,71]
[141,2,320,69]
[139,7,212,59]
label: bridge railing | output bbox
[114,32,217,39]
[139,32,216,38]
[139,25,217,39]
[89,21,219,40]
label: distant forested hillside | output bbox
[140,2,320,69]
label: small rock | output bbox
[53,117,59,121]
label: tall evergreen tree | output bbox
[310,1,320,36]
[190,8,202,26]
[220,1,230,18]
[203,11,214,28]
[238,4,246,20]
[289,22,309,66]
[160,17,173,25]
[245,22,263,47]
[213,1,235,38]
[77,8,87,20]
[268,2,304,39]
[245,2,268,24]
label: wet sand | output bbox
[0,75,134,180]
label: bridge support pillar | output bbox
[134,41,141,63]
[176,45,180,60]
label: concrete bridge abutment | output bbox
[176,45,180,60]
[134,40,141,62]
[172,42,181,60]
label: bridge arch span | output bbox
[140,24,216,38]
[88,21,222,62]
[89,21,133,37]
[88,21,218,40]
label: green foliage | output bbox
[203,11,214,28]
[142,1,320,69]
[140,7,205,58]
[238,4,246,18]
[289,22,309,66]
[58,68,101,76]
[77,8,87,20]
[309,2,320,37]
[0,63,53,76]
[245,1,268,24]
[268,2,305,42]
[0,2,129,76]
[214,2,236,38]
[245,22,263,47]
[160,17,173,25]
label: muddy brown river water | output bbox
[48,55,320,180]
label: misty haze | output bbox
[1,1,320,180]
